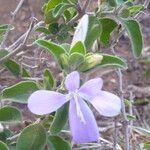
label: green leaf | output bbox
[79,53,103,72]
[2,81,39,103]
[128,4,144,16]
[48,23,59,35]
[61,43,70,52]
[43,69,55,90]
[69,41,86,55]
[0,106,22,123]
[68,0,78,4]
[35,27,51,34]
[45,0,66,13]
[0,141,9,150]
[133,99,149,106]
[52,3,74,18]
[0,50,8,59]
[119,8,130,18]
[85,16,101,50]
[107,0,117,7]
[4,59,21,76]
[59,54,69,70]
[126,114,136,121]
[50,103,69,135]
[100,18,117,45]
[0,129,13,141]
[69,53,85,71]
[44,0,68,24]
[123,19,143,58]
[35,39,66,61]
[100,54,128,69]
[143,142,150,150]
[0,24,9,31]
[16,124,46,150]
[4,59,30,77]
[47,135,71,150]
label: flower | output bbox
[28,71,121,144]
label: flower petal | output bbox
[71,14,89,47]
[78,78,103,100]
[90,91,121,117]
[69,98,99,144]
[65,71,80,92]
[28,90,68,115]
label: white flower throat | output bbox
[68,91,86,124]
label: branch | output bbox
[111,45,130,150]
[7,21,44,51]
[0,0,25,48]
[0,18,36,64]
[68,0,91,24]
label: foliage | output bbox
[0,0,148,149]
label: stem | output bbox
[0,0,25,48]
[111,45,129,150]
[0,18,36,64]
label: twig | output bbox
[111,44,129,150]
[0,18,36,64]
[113,117,118,150]
[83,0,92,12]
[0,0,25,48]
[7,21,44,51]
[68,0,91,24]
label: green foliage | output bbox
[69,52,85,71]
[16,124,46,150]
[100,54,128,69]
[0,106,22,123]
[143,142,150,150]
[48,23,59,35]
[0,141,9,150]
[0,129,13,142]
[126,114,136,121]
[2,81,39,103]
[0,50,8,58]
[79,53,103,72]
[0,25,9,43]
[35,26,51,34]
[43,69,55,90]
[52,3,75,18]
[84,16,101,50]
[44,0,73,23]
[99,18,117,45]
[123,19,143,58]
[128,4,144,16]
[0,0,146,148]
[4,59,30,77]
[47,135,71,150]
[50,103,69,134]
[35,39,66,63]
[69,41,86,55]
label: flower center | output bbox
[69,92,86,124]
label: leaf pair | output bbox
[16,123,71,150]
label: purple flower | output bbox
[28,71,121,144]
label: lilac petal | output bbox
[28,90,68,115]
[78,78,103,101]
[71,14,89,46]
[91,91,121,117]
[65,71,80,92]
[69,98,99,144]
